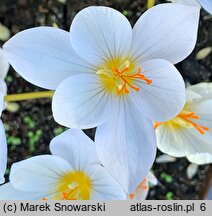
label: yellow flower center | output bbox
[154,110,209,135]
[96,58,152,95]
[55,171,92,200]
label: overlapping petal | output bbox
[50,129,100,171]
[10,155,72,192]
[156,91,212,157]
[128,172,158,200]
[156,120,212,157]
[0,183,52,200]
[70,6,132,66]
[130,59,186,122]
[52,74,119,129]
[198,0,212,14]
[172,0,201,8]
[156,124,196,157]
[187,153,212,165]
[130,3,200,65]
[3,130,127,200]
[128,178,149,200]
[187,82,212,99]
[86,165,126,200]
[0,120,7,184]
[95,99,156,193]
[3,27,94,90]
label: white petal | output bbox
[156,154,177,163]
[186,163,198,179]
[95,99,156,193]
[186,89,201,101]
[156,124,195,157]
[0,120,7,184]
[3,27,94,90]
[50,129,100,171]
[147,172,158,185]
[130,3,200,64]
[86,165,126,200]
[70,6,132,66]
[0,183,52,200]
[186,82,212,98]
[131,59,186,122]
[187,153,212,165]
[198,0,212,14]
[10,155,72,193]
[52,74,118,129]
[189,99,212,119]
[172,0,201,8]
[0,48,9,80]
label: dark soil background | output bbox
[0,0,212,199]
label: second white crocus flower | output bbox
[3,5,200,192]
[155,83,212,164]
[0,48,9,184]
[0,129,126,200]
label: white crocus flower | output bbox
[0,129,126,200]
[155,83,212,164]
[3,5,200,193]
[0,48,9,184]
[172,0,212,14]
[128,172,157,200]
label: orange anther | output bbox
[62,192,77,200]
[129,193,136,200]
[137,178,148,190]
[178,112,209,135]
[112,66,152,94]
[154,111,209,135]
[154,122,164,129]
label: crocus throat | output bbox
[56,171,92,200]
[154,111,209,135]
[96,59,152,95]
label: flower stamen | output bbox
[154,111,209,135]
[112,66,152,95]
[154,122,164,129]
[178,112,209,135]
[62,192,77,200]
[97,59,152,95]
[137,178,148,190]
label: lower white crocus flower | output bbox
[155,83,212,164]
[172,0,212,14]
[0,48,9,184]
[0,129,126,200]
[128,172,157,200]
[3,5,200,192]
